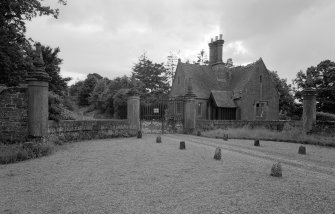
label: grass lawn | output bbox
[201,127,335,147]
[0,135,334,213]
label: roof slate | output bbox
[180,59,265,99]
[210,90,236,108]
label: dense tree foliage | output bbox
[69,74,142,118]
[293,60,335,113]
[112,89,129,119]
[41,45,71,95]
[132,53,170,101]
[165,51,179,85]
[269,71,300,119]
[76,73,102,106]
[0,0,66,86]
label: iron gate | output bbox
[140,98,184,134]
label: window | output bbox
[176,102,182,114]
[255,102,267,118]
[197,103,202,116]
[260,75,262,83]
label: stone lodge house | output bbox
[170,35,279,120]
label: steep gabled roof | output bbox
[179,59,264,99]
[180,63,224,98]
[210,90,236,108]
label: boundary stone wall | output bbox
[196,119,302,131]
[0,86,28,143]
[0,86,135,143]
[48,120,135,143]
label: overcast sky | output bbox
[26,0,335,85]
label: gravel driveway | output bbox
[1,135,335,214]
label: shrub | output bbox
[0,142,54,164]
[202,125,335,147]
[63,96,76,111]
[49,92,63,121]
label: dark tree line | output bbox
[69,53,171,118]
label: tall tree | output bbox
[113,88,129,119]
[132,53,170,101]
[41,44,71,95]
[293,60,335,113]
[88,78,109,110]
[269,71,298,118]
[78,73,102,106]
[165,51,179,85]
[0,0,66,86]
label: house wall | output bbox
[170,61,279,121]
[238,63,279,120]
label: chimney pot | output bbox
[219,34,223,40]
[215,36,218,41]
[211,38,214,42]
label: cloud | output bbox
[26,0,335,83]
[60,70,87,85]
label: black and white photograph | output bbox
[1,0,335,213]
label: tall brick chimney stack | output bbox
[209,38,216,64]
[216,34,224,63]
[208,34,225,65]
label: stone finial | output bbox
[27,43,50,82]
[33,43,45,68]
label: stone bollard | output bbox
[298,146,306,155]
[156,136,162,143]
[180,141,186,150]
[223,134,228,141]
[197,131,201,136]
[137,130,142,139]
[214,147,222,160]
[254,139,260,147]
[270,162,282,177]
